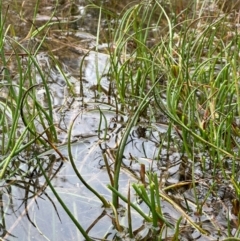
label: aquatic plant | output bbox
[1,0,240,240]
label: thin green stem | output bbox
[37,159,92,241]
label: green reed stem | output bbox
[112,83,157,208]
[68,112,109,208]
[127,183,133,238]
[108,184,151,222]
[37,158,93,241]
[0,115,36,179]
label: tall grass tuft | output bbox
[0,1,60,177]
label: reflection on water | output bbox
[1,0,156,235]
[0,0,237,240]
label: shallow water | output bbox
[0,0,239,240]
[1,1,158,240]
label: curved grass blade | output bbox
[67,112,109,208]
[113,82,158,208]
[0,114,37,179]
[37,158,93,241]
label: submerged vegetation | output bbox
[1,0,240,240]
